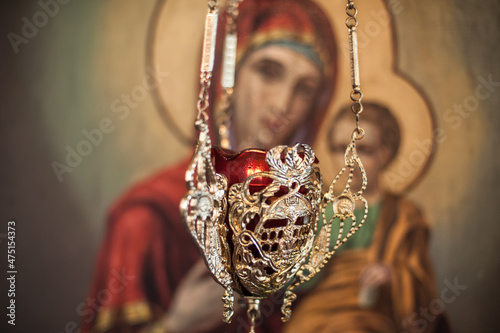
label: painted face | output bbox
[329,116,391,194]
[232,45,323,151]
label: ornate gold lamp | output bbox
[180,0,368,331]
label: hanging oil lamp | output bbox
[180,1,368,331]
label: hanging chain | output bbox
[197,72,212,129]
[226,0,241,35]
[220,0,240,91]
[196,0,219,131]
[346,0,364,139]
[217,0,241,149]
[285,0,369,300]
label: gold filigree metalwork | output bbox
[179,121,236,321]
[228,144,322,297]
[280,131,368,321]
[180,0,369,331]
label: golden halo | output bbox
[147,0,436,194]
[146,0,208,146]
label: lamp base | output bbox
[245,297,262,333]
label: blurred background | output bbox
[1,0,499,332]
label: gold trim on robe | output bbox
[94,301,153,333]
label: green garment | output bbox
[327,201,382,253]
[297,201,382,291]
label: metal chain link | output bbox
[226,0,241,35]
[195,0,219,131]
[217,0,242,149]
[346,0,364,139]
[208,0,218,12]
[196,71,212,130]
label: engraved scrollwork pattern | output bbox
[228,144,322,297]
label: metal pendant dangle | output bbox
[180,0,236,323]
